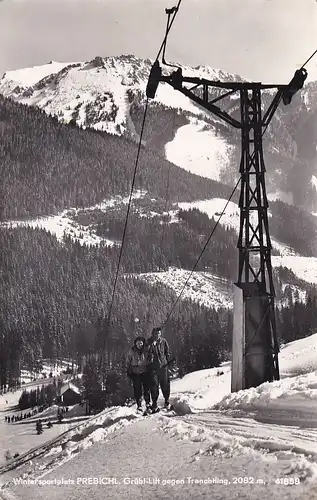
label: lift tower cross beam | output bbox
[146,62,307,391]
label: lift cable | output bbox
[261,48,317,140]
[156,0,183,62]
[158,110,175,272]
[300,48,317,70]
[162,176,242,328]
[98,3,185,370]
[261,92,283,140]
[98,99,149,369]
[157,162,172,272]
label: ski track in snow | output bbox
[1,408,317,500]
[167,412,317,458]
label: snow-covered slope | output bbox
[176,197,317,285]
[172,333,317,413]
[165,117,234,182]
[177,197,297,256]
[1,335,317,500]
[1,191,147,247]
[136,267,232,310]
[271,256,317,284]
[2,211,117,248]
[1,192,297,256]
[2,191,312,308]
[20,360,76,384]
[1,61,74,87]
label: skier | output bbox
[36,420,43,435]
[126,336,151,413]
[146,327,172,413]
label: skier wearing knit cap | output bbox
[126,336,151,412]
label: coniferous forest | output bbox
[1,95,317,405]
[0,96,235,220]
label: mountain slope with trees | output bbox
[1,223,316,398]
[0,96,235,220]
[0,225,232,390]
[0,88,317,402]
[1,55,317,212]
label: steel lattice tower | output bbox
[235,87,279,389]
[146,60,307,390]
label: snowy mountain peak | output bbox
[0,55,242,136]
[2,61,76,88]
[1,54,316,212]
[192,64,244,82]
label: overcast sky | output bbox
[0,0,317,82]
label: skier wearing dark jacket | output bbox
[126,336,151,412]
[147,327,172,412]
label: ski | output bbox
[142,407,160,416]
[142,405,175,417]
[159,405,176,415]
[142,410,153,416]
